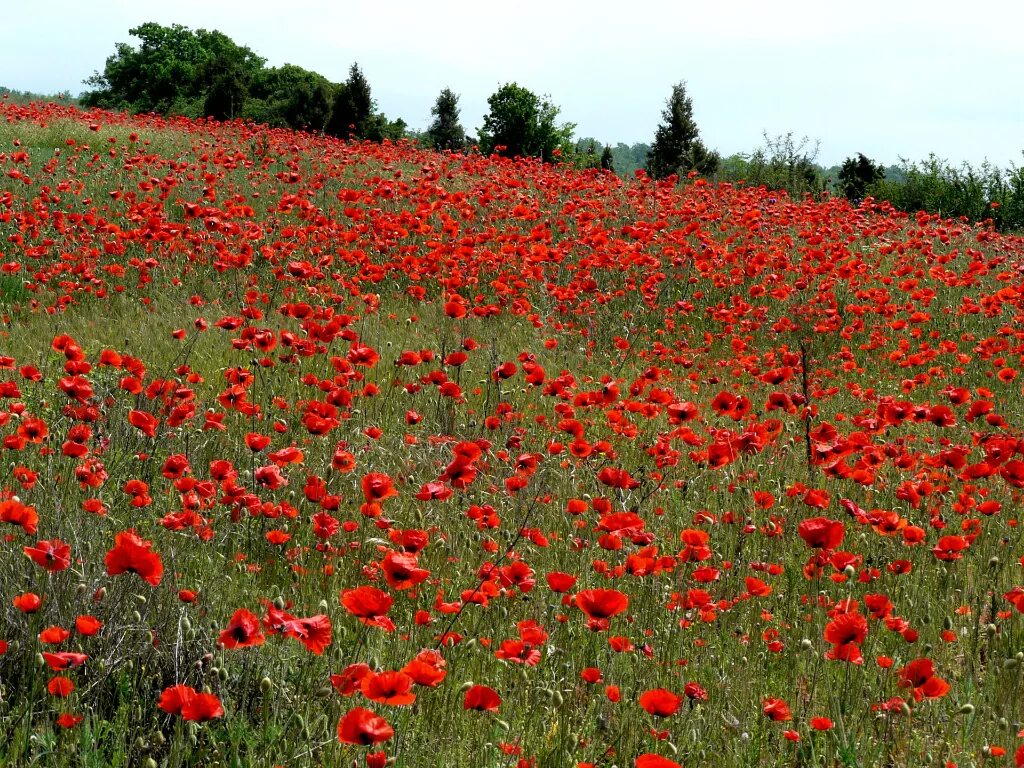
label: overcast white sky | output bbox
[4,1,1023,167]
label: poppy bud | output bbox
[144,759,158,768]
[987,624,998,637]
[218,667,228,682]
[990,557,1000,568]
[800,639,813,651]
[153,732,165,746]
[958,704,975,715]
[260,678,273,694]
[460,681,473,692]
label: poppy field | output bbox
[3,101,1024,768]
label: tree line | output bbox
[63,22,1024,229]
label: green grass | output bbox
[0,103,1023,767]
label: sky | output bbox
[4,0,1024,168]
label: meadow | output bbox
[1,100,1024,768]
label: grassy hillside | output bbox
[1,102,1024,768]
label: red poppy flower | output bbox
[463,684,502,712]
[823,612,868,664]
[182,692,224,722]
[546,572,577,592]
[575,588,629,620]
[639,688,682,717]
[932,535,968,561]
[381,551,431,591]
[360,670,416,706]
[338,707,394,745]
[47,676,74,697]
[104,530,163,586]
[797,517,844,551]
[42,652,88,670]
[280,614,332,655]
[898,658,950,701]
[158,685,194,715]
[128,409,158,437]
[762,697,792,721]
[14,592,42,613]
[218,608,265,650]
[39,626,71,645]
[684,682,708,701]
[361,473,398,503]
[402,657,447,688]
[635,755,681,768]
[24,539,72,571]
[56,713,84,729]
[341,586,395,631]
[0,498,38,534]
[597,467,641,490]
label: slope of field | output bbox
[2,102,1024,768]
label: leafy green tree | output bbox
[83,23,264,116]
[245,65,334,131]
[645,81,718,179]
[327,64,375,139]
[362,113,408,142]
[478,83,575,162]
[203,60,248,120]
[837,153,885,200]
[612,142,651,178]
[426,88,466,150]
[717,133,824,198]
[600,145,615,172]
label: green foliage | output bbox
[478,83,575,163]
[245,64,334,131]
[1,87,78,105]
[600,145,615,173]
[569,138,603,170]
[866,154,1024,229]
[837,153,885,200]
[426,88,466,151]
[327,64,375,139]
[81,27,408,139]
[610,142,650,178]
[717,132,825,199]
[82,23,265,116]
[645,81,718,179]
